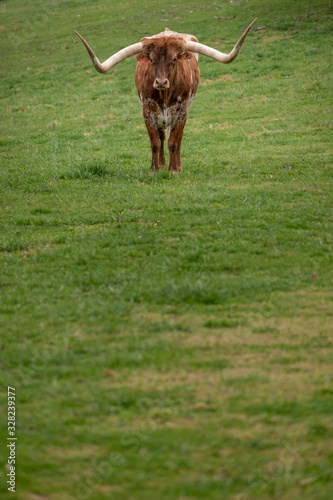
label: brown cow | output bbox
[75,19,256,173]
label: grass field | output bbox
[1,0,332,498]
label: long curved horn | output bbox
[184,18,257,64]
[74,31,143,73]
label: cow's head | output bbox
[74,19,257,74]
[135,37,189,90]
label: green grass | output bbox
[0,0,332,499]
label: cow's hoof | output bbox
[149,166,160,175]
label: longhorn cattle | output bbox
[74,19,256,173]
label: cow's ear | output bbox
[139,42,154,62]
[134,53,143,62]
[178,51,191,60]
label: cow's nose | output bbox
[153,78,170,89]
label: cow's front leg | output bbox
[145,124,163,171]
[158,129,166,168]
[168,122,185,173]
[143,107,166,172]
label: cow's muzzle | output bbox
[153,77,170,90]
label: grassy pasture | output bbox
[0,0,332,498]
